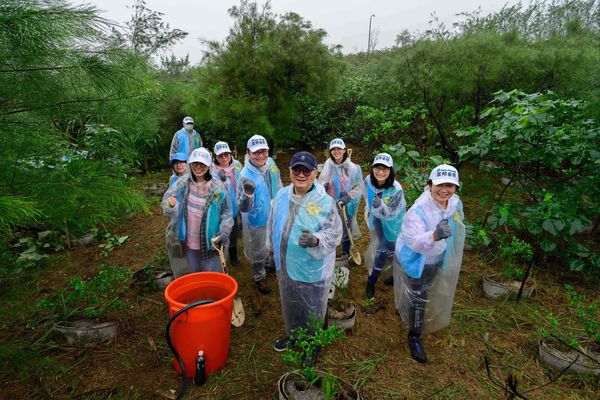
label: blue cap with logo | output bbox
[290,151,317,170]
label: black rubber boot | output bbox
[228,246,240,267]
[365,282,375,299]
[408,333,427,363]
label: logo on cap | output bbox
[250,138,266,146]
[436,169,457,178]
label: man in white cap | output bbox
[169,116,202,160]
[394,164,465,363]
[237,135,282,296]
[267,151,342,354]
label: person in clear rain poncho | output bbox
[162,147,233,276]
[318,138,362,261]
[169,116,202,160]
[362,153,406,300]
[393,164,465,363]
[266,151,342,353]
[237,135,283,294]
[168,152,188,187]
[211,141,243,267]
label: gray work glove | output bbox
[243,179,255,195]
[217,169,227,182]
[433,219,452,241]
[213,231,230,247]
[337,194,352,207]
[372,195,382,209]
[298,229,319,248]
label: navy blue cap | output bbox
[290,151,317,170]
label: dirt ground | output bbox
[0,155,598,400]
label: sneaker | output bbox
[255,278,271,294]
[408,334,427,363]
[274,336,291,352]
[365,282,375,299]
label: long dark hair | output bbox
[370,165,395,189]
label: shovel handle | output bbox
[211,236,228,274]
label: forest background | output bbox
[2,0,598,278]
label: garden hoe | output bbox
[211,236,245,327]
[339,203,361,265]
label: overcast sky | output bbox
[78,0,526,64]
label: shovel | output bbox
[211,236,245,327]
[339,203,361,265]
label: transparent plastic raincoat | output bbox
[362,177,406,282]
[266,183,342,334]
[237,157,282,280]
[162,176,233,276]
[211,159,243,217]
[169,128,202,160]
[318,157,362,238]
[393,188,465,333]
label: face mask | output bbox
[184,124,193,132]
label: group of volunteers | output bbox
[162,116,465,364]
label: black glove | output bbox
[214,231,230,247]
[433,219,451,241]
[243,179,255,195]
[338,194,352,207]
[218,169,227,182]
[372,195,382,209]
[298,229,319,248]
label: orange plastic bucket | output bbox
[164,272,238,377]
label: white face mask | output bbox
[184,124,193,132]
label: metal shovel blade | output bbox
[211,236,245,327]
[340,203,361,265]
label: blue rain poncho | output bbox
[393,188,465,333]
[362,177,406,279]
[237,156,282,265]
[266,183,342,334]
[318,157,363,237]
[169,128,202,160]
[162,176,233,277]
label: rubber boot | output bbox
[408,333,427,363]
[228,246,240,267]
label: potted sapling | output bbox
[36,265,130,346]
[537,284,600,376]
[278,316,361,400]
[483,236,535,299]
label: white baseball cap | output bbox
[329,138,346,150]
[214,141,231,156]
[188,147,212,166]
[247,135,269,153]
[372,153,393,168]
[429,164,460,186]
[182,116,194,124]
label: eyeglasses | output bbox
[291,166,313,177]
[251,149,268,155]
[373,165,390,172]
[216,153,231,158]
[190,162,208,168]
